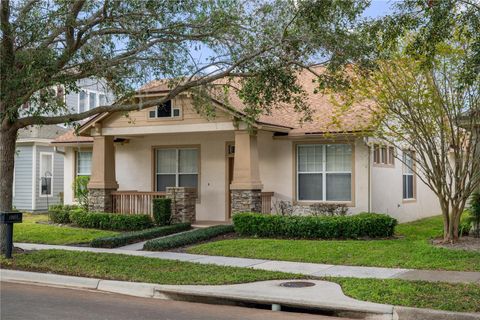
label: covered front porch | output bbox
[86,126,277,222]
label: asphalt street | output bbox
[1,282,354,320]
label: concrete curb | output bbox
[1,269,479,320]
[393,306,480,320]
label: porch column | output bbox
[88,135,118,212]
[230,130,263,213]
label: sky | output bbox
[364,0,397,18]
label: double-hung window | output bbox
[402,150,415,200]
[77,151,92,176]
[79,90,107,112]
[155,148,199,192]
[297,144,352,202]
[40,153,53,196]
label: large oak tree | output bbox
[0,0,370,252]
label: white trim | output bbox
[39,152,54,197]
[102,122,236,136]
[31,144,37,210]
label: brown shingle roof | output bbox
[52,130,93,144]
[141,67,375,134]
[57,67,374,143]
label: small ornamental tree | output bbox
[73,176,90,211]
[340,48,480,242]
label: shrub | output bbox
[467,192,480,237]
[91,223,191,248]
[48,204,80,224]
[144,224,234,251]
[152,198,172,226]
[310,203,348,216]
[73,176,90,210]
[232,212,397,239]
[69,210,153,231]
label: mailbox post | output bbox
[0,212,23,259]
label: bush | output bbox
[73,176,90,210]
[152,198,172,226]
[69,210,153,231]
[467,192,480,237]
[48,204,80,224]
[91,223,191,248]
[144,224,234,251]
[232,212,397,239]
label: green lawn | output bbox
[14,214,118,245]
[188,216,480,271]
[1,249,479,312]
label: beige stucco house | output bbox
[53,70,441,223]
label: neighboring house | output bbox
[14,125,68,212]
[53,69,441,223]
[14,78,113,212]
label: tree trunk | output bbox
[439,199,450,242]
[0,125,18,254]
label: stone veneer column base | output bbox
[88,188,116,212]
[231,189,262,214]
[166,187,196,223]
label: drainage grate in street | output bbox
[279,281,315,288]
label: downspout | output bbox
[363,137,372,213]
[54,146,65,155]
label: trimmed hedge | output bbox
[144,224,234,251]
[91,223,191,248]
[48,204,80,224]
[69,209,153,231]
[153,198,171,226]
[233,212,397,239]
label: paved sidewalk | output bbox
[14,242,480,284]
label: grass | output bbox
[333,277,480,313]
[187,216,480,271]
[14,213,118,245]
[1,249,299,285]
[1,249,479,313]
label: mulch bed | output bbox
[432,236,480,252]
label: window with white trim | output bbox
[77,151,92,176]
[373,144,395,166]
[40,153,53,196]
[297,144,352,201]
[155,148,198,192]
[79,90,107,112]
[149,100,181,118]
[402,150,415,200]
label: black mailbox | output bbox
[0,212,23,224]
[0,211,23,259]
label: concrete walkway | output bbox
[14,242,480,284]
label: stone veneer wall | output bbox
[231,189,262,214]
[88,188,116,212]
[166,187,196,223]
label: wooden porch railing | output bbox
[111,191,166,216]
[261,192,274,214]
[111,190,274,216]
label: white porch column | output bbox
[230,130,263,213]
